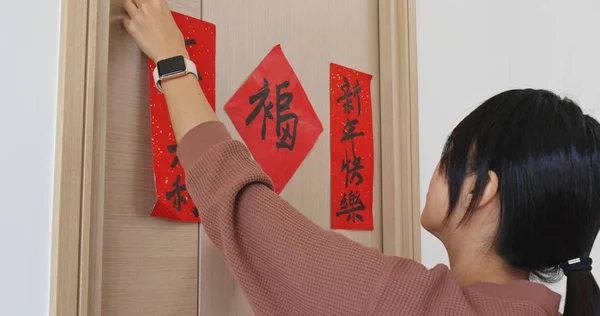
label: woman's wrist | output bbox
[162,74,218,142]
[154,47,189,63]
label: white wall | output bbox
[0,1,61,315]
[417,0,600,304]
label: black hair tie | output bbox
[560,257,593,276]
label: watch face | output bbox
[157,56,186,78]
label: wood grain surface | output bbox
[200,1,381,314]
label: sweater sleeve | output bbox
[178,121,397,315]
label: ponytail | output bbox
[562,258,600,316]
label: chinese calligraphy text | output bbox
[225,45,323,193]
[245,78,299,150]
[330,63,374,230]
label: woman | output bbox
[122,1,600,315]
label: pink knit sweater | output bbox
[177,121,561,316]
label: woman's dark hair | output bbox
[440,89,600,315]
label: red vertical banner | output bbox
[330,63,374,230]
[147,12,216,222]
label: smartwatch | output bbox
[152,55,199,93]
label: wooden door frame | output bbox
[50,0,109,315]
[49,0,420,315]
[378,0,421,260]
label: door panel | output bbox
[200,1,381,314]
[101,1,201,315]
[101,0,380,315]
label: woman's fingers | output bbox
[122,0,137,35]
[123,0,139,17]
[122,15,133,33]
[122,0,186,62]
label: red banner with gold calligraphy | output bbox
[147,12,215,222]
[330,63,374,230]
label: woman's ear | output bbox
[457,171,499,215]
[477,170,499,208]
[458,175,476,210]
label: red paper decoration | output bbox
[148,12,215,222]
[225,45,323,193]
[330,63,374,230]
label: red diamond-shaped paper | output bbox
[225,45,323,193]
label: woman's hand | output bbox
[122,0,217,141]
[122,0,189,63]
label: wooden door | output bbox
[200,1,381,314]
[100,0,380,315]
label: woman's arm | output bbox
[177,122,391,315]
